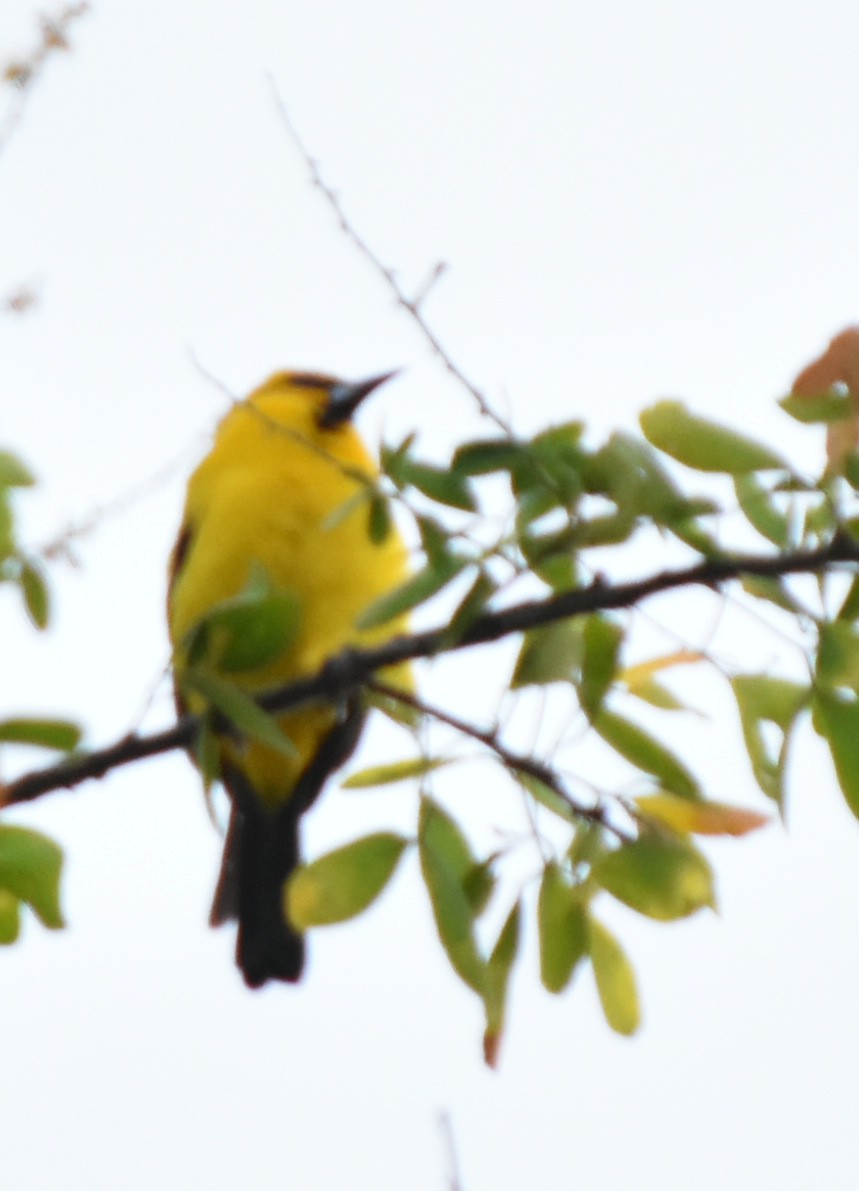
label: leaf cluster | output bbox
[0,449,80,943]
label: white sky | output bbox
[3,2,859,1189]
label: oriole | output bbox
[168,370,410,988]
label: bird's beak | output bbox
[320,370,400,428]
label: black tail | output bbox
[210,702,366,989]
[211,766,305,988]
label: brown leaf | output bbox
[791,327,859,472]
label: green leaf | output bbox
[185,568,301,673]
[779,390,854,423]
[182,670,297,757]
[286,832,408,928]
[511,619,584,688]
[416,515,451,565]
[568,821,610,867]
[812,689,859,819]
[515,770,576,823]
[0,889,21,944]
[195,717,221,788]
[0,450,35,487]
[342,756,447,789]
[392,457,477,512]
[462,857,496,916]
[731,675,809,806]
[20,559,50,628]
[592,709,700,798]
[594,833,715,921]
[579,615,623,717]
[734,474,790,547]
[519,525,580,589]
[837,575,859,621]
[367,492,393,544]
[740,575,806,615]
[442,569,497,645]
[419,798,486,993]
[452,439,528,476]
[587,915,640,1036]
[573,511,636,548]
[640,401,788,474]
[0,495,13,563]
[357,555,467,629]
[482,901,521,1068]
[0,717,81,751]
[669,516,723,556]
[817,621,859,690]
[0,825,64,928]
[803,498,836,542]
[538,863,588,993]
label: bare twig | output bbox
[2,535,855,808]
[367,679,626,838]
[437,1111,464,1191]
[270,83,511,435]
[0,3,90,166]
[38,438,208,562]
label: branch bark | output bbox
[2,536,855,809]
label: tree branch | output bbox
[2,536,855,809]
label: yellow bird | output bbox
[168,370,411,988]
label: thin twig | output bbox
[0,3,89,167]
[367,679,624,837]
[270,83,511,435]
[437,1111,464,1191]
[2,535,855,808]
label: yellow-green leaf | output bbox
[621,650,701,711]
[511,619,583,688]
[812,689,859,819]
[185,569,301,673]
[20,559,49,628]
[0,825,64,929]
[837,575,859,621]
[593,709,699,798]
[367,492,392,544]
[732,675,808,806]
[342,756,447,789]
[734,473,790,546]
[452,439,527,476]
[741,575,805,614]
[817,621,859,691]
[579,615,622,717]
[588,916,640,1036]
[0,450,35,487]
[286,833,409,928]
[779,390,854,423]
[0,717,81,751]
[419,798,486,993]
[0,888,21,944]
[515,770,576,823]
[594,833,715,920]
[441,569,497,646]
[358,555,466,629]
[635,793,770,836]
[393,457,477,512]
[482,900,521,1069]
[182,670,297,758]
[538,863,588,993]
[640,401,788,474]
